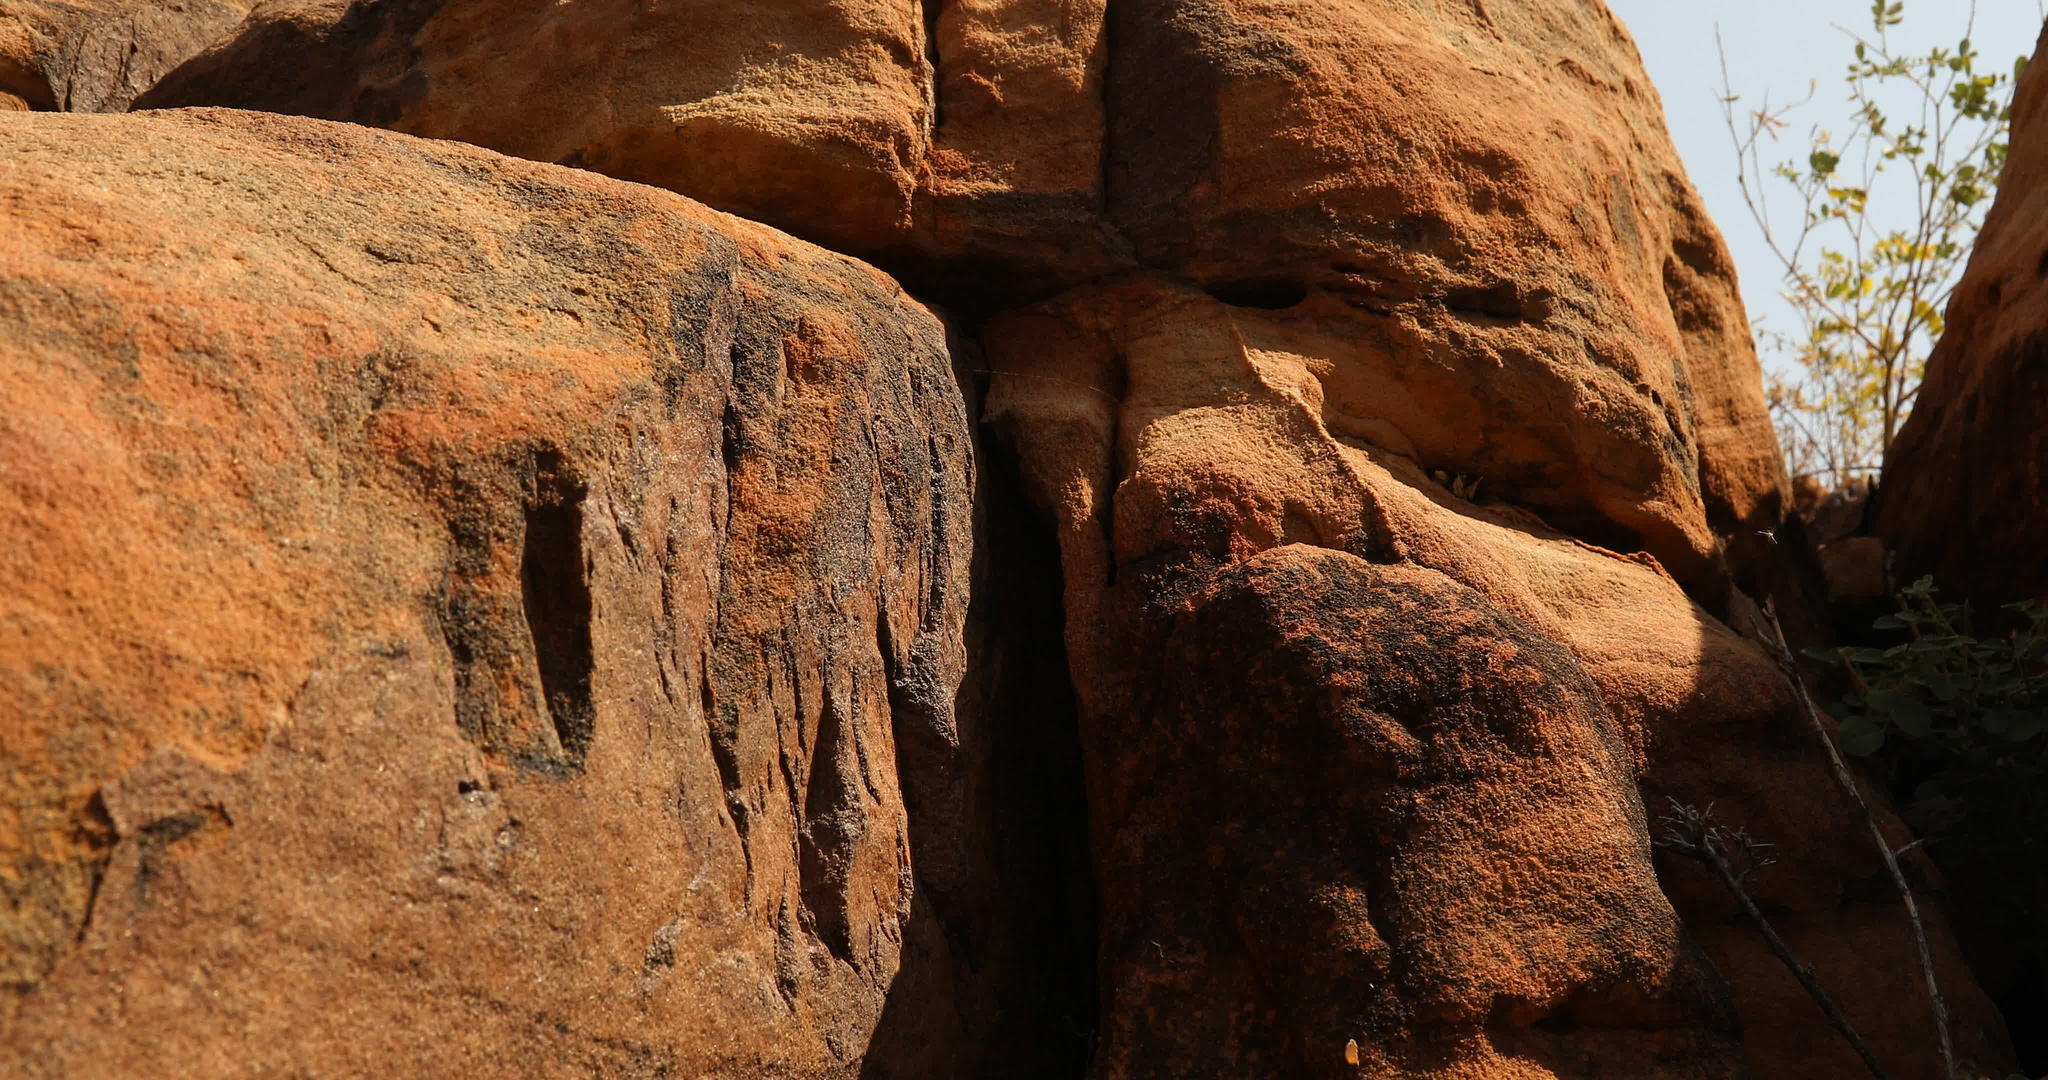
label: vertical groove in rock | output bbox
[519,454,595,768]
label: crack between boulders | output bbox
[919,0,944,132]
[1092,0,1148,267]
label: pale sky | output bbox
[1605,0,2046,375]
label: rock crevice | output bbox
[0,3,2029,1078]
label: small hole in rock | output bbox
[1206,280,1310,310]
[1443,283,1526,321]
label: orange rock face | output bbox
[0,2,2023,1078]
[0,108,972,1077]
[1879,26,2048,617]
[143,0,937,257]
[0,0,251,111]
[143,0,1784,590]
[1874,27,2048,1067]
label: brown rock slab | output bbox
[987,274,2005,1079]
[1878,25,2048,617]
[1819,536,1888,605]
[140,0,936,258]
[2,0,2012,1075]
[1081,543,1743,1078]
[1102,0,1793,591]
[0,0,251,111]
[0,107,971,1078]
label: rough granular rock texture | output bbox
[0,107,970,1078]
[1879,26,2048,616]
[1099,0,1789,584]
[0,0,252,111]
[142,0,938,258]
[140,0,1788,598]
[1082,544,1743,1079]
[987,277,2008,1080]
[0,1,2022,1077]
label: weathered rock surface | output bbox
[1077,544,1745,1078]
[142,0,1787,593]
[141,0,937,258]
[0,0,251,111]
[0,1,2023,1078]
[0,107,973,1077]
[1878,25,2048,617]
[987,275,2007,1079]
[1875,26,2048,1069]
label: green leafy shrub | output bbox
[1720,0,2029,488]
[1814,576,2048,975]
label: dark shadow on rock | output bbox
[860,359,1098,1080]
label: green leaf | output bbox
[2000,711,2047,742]
[1908,670,1963,703]
[1837,715,1887,756]
[1872,689,1936,737]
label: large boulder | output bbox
[0,107,972,1077]
[1875,24,2048,1067]
[1878,26,2048,616]
[139,0,1129,292]
[7,0,2019,1076]
[141,0,1787,595]
[987,275,2007,1080]
[970,6,2001,1077]
[140,0,938,258]
[0,0,252,111]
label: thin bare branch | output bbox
[1762,606,1958,1080]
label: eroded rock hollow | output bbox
[1,1,2031,1077]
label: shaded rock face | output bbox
[0,108,977,1077]
[1878,26,2048,618]
[1078,546,1743,1078]
[0,0,253,111]
[986,276,2008,1080]
[0,4,2022,1080]
[1876,26,2048,1069]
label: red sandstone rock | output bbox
[1102,0,1787,579]
[0,0,250,111]
[0,1,2019,1077]
[1874,26,2048,1065]
[0,107,971,1078]
[987,275,2006,1080]
[142,0,1785,593]
[1878,26,2048,617]
[1080,543,1745,1078]
[141,0,936,258]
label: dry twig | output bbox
[1657,800,1893,1080]
[1762,603,1957,1080]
